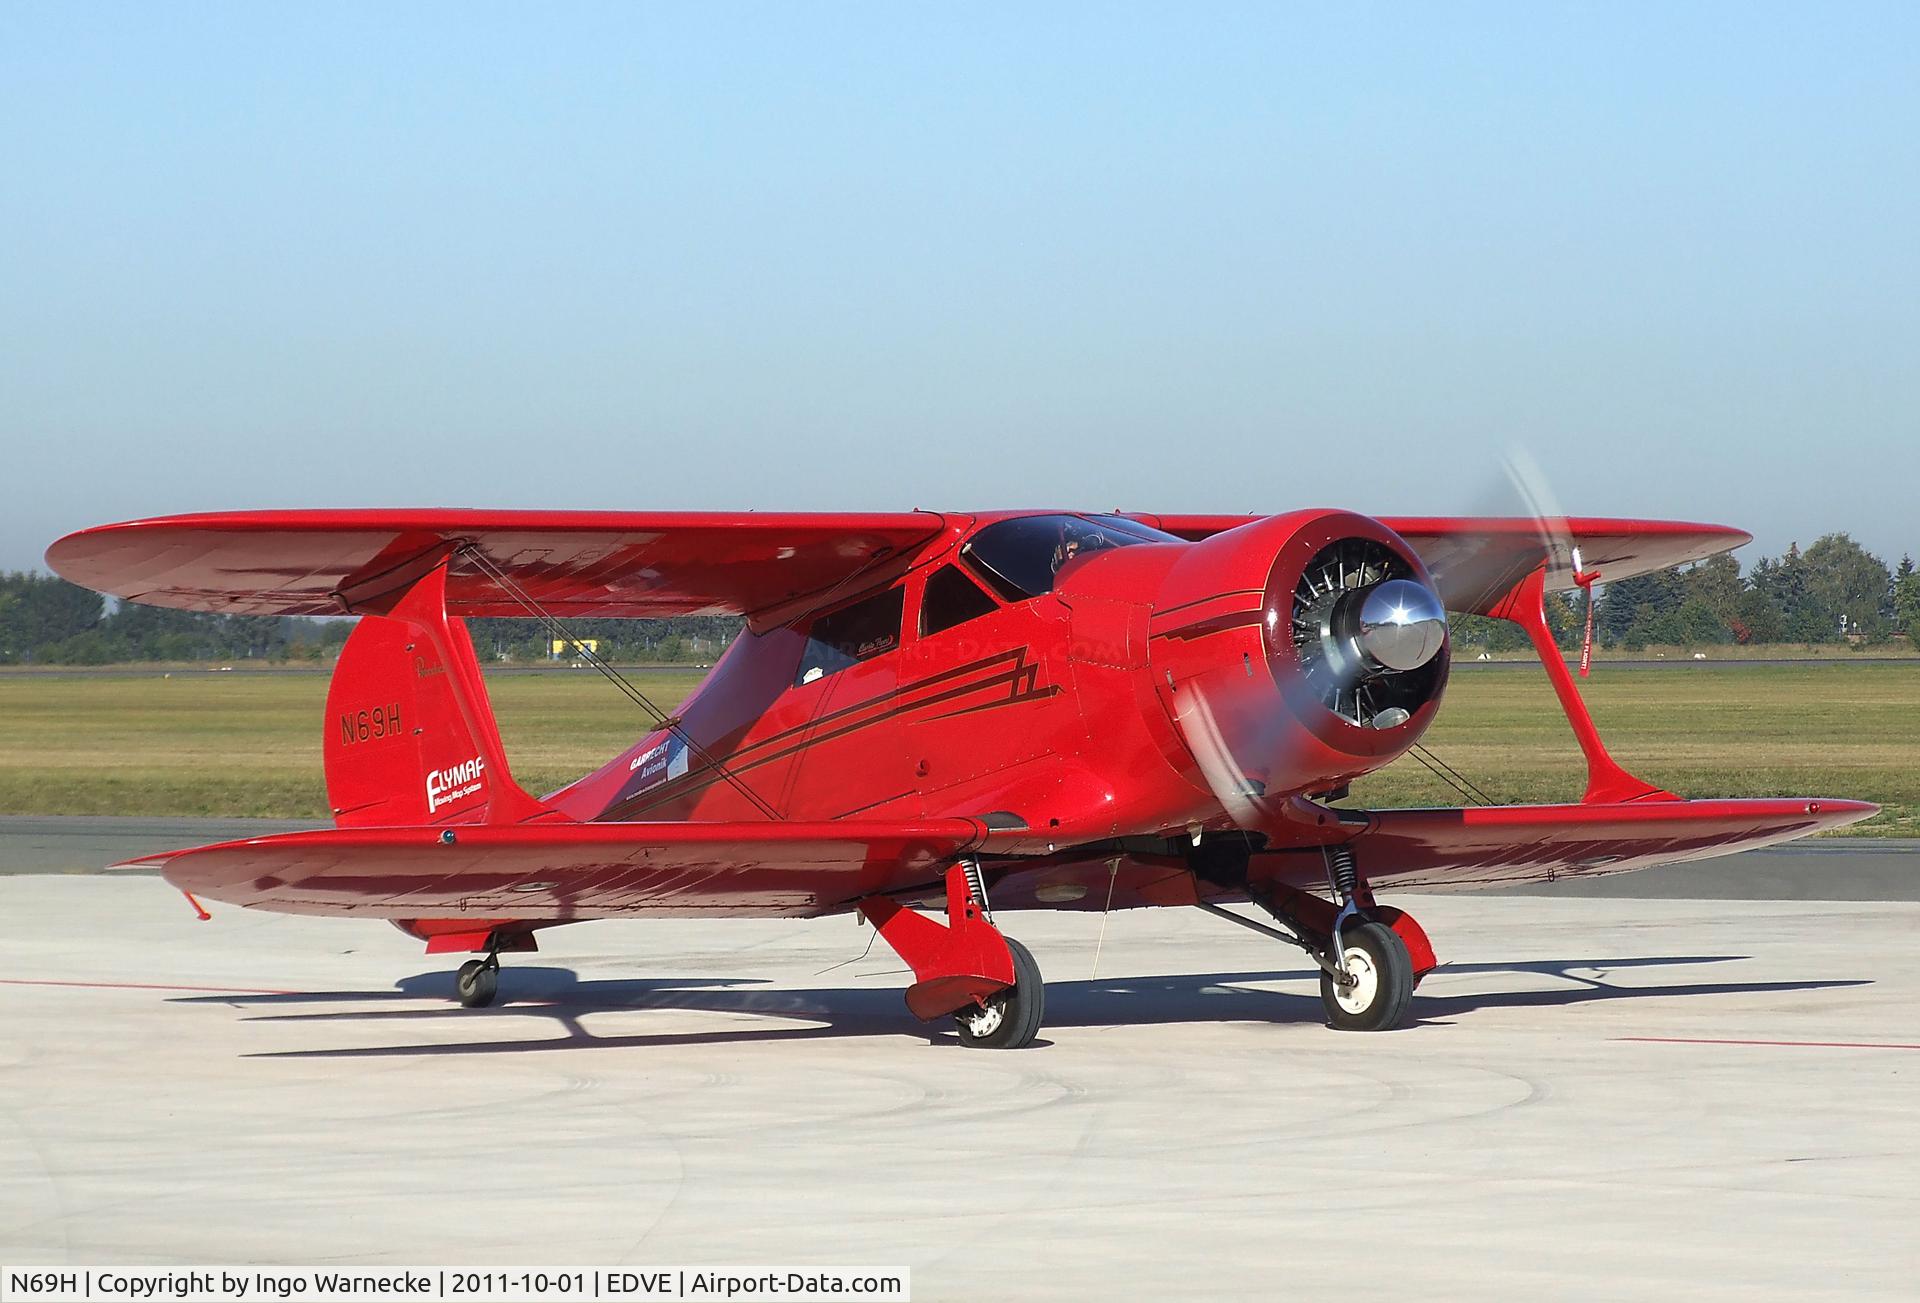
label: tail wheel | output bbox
[955,937,1045,1049]
[455,958,499,1009]
[1319,921,1413,1031]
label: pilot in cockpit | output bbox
[1051,519,1111,576]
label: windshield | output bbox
[961,514,1178,598]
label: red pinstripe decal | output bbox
[1616,1036,1920,1051]
[1157,609,1265,641]
[603,646,1053,818]
[0,978,302,995]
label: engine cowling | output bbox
[1146,510,1450,807]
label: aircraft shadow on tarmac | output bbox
[165,955,1870,1059]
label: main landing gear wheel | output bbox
[455,957,499,1009]
[1319,920,1413,1032]
[955,937,1045,1049]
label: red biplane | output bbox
[47,507,1874,1047]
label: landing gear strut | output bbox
[858,859,1045,1049]
[455,951,500,1008]
[1194,845,1429,1032]
[1315,845,1413,1031]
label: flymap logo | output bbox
[426,755,486,813]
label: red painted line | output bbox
[0,978,300,996]
[1617,1036,1920,1051]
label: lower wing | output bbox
[984,797,1878,910]
[124,818,1006,919]
[1249,797,1879,892]
[125,799,1879,920]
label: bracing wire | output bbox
[1090,857,1121,981]
[814,924,880,977]
[1407,742,1500,807]
[457,544,783,821]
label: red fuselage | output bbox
[548,509,1451,851]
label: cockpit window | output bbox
[921,564,999,636]
[795,586,904,686]
[960,514,1177,599]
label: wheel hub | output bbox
[1333,945,1379,1015]
[958,995,1008,1039]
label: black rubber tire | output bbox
[456,959,499,1009]
[1318,920,1413,1031]
[955,937,1045,1049]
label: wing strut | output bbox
[1484,566,1675,805]
[456,544,782,822]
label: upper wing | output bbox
[1130,514,1750,614]
[46,509,948,624]
[125,817,1006,919]
[51,508,1743,623]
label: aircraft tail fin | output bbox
[323,564,552,828]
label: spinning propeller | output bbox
[1166,449,1579,831]
[1154,515,1451,830]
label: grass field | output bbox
[1347,664,1919,835]
[0,664,1913,834]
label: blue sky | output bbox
[4,3,1916,573]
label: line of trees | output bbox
[5,530,1918,665]
[0,572,737,665]
[0,574,348,664]
[465,616,740,665]
[1453,533,1920,653]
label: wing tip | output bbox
[105,853,176,872]
[1807,798,1879,830]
